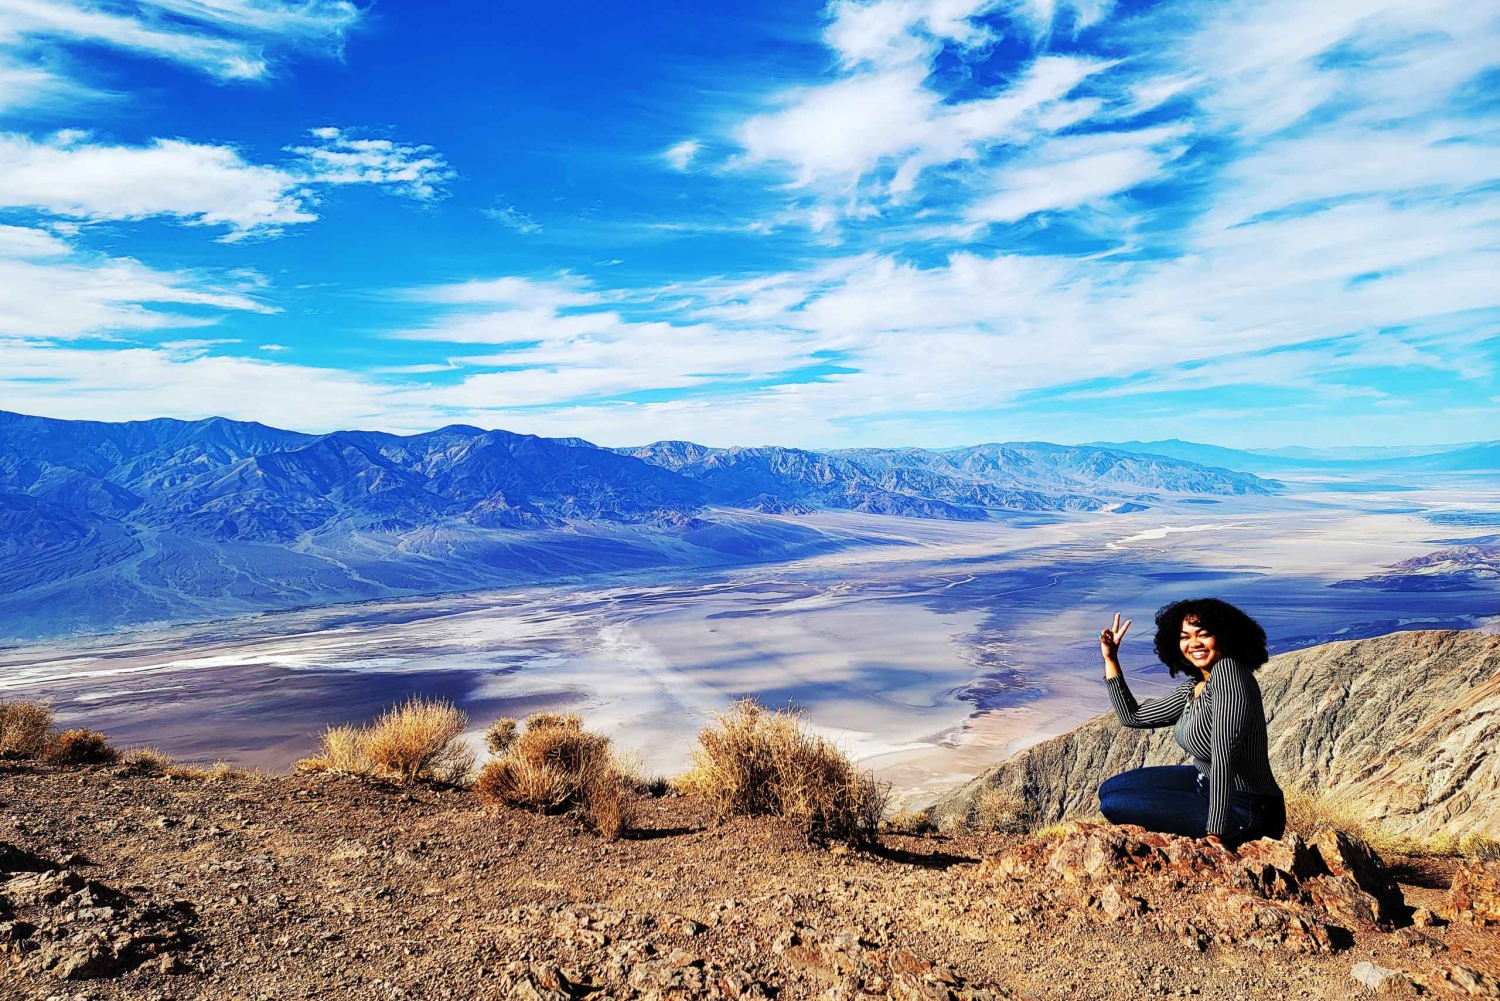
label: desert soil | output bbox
[2,764,1497,1001]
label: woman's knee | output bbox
[1099,770,1137,797]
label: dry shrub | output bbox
[122,746,176,776]
[676,699,888,842]
[296,697,473,785]
[972,787,1037,834]
[474,713,632,837]
[1284,789,1375,843]
[882,809,935,835]
[297,725,370,776]
[166,760,240,782]
[613,749,670,797]
[44,729,118,766]
[361,697,472,784]
[0,698,54,760]
[484,717,518,755]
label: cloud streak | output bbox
[0,126,452,239]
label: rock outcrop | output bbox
[973,822,1406,954]
[0,842,195,980]
[933,629,1500,840]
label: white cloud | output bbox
[0,0,360,84]
[0,224,275,339]
[0,338,395,429]
[406,273,601,310]
[0,221,70,257]
[482,203,541,234]
[964,125,1187,223]
[663,139,700,171]
[285,127,454,201]
[725,0,1135,232]
[822,0,998,71]
[0,132,314,234]
[0,126,451,239]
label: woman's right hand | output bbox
[1100,612,1131,674]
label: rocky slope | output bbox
[3,764,1498,1000]
[932,630,1500,840]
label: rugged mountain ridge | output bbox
[1097,437,1500,475]
[618,440,1277,520]
[0,410,1290,640]
[932,629,1500,840]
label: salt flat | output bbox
[3,479,1497,805]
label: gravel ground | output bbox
[1,764,1496,1000]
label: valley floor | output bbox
[3,764,1496,1000]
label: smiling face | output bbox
[1179,616,1221,676]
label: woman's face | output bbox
[1179,616,1220,674]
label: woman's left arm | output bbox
[1206,659,1252,838]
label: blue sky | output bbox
[0,0,1496,448]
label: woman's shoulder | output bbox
[1207,657,1258,687]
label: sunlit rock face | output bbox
[935,629,1500,841]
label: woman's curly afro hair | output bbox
[1153,597,1269,678]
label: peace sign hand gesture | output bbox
[1099,612,1132,671]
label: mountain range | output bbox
[1095,438,1500,475]
[0,410,1287,639]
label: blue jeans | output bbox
[1098,765,1286,845]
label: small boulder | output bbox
[1350,961,1405,993]
[1098,885,1145,920]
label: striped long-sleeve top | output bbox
[1105,657,1281,836]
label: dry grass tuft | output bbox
[296,697,474,785]
[972,787,1037,834]
[44,729,118,766]
[882,809,935,835]
[122,746,176,775]
[1284,788,1499,860]
[474,713,632,837]
[675,699,888,843]
[613,750,670,798]
[0,698,55,760]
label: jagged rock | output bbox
[4,868,84,906]
[976,823,1402,952]
[1443,966,1500,998]
[1314,830,1404,925]
[1445,860,1500,924]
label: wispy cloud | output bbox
[0,126,452,240]
[0,0,360,87]
[286,126,453,201]
[663,139,700,171]
[482,202,541,234]
[0,224,275,339]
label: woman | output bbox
[1096,598,1285,847]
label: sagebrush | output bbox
[474,712,631,837]
[45,729,118,766]
[0,698,54,759]
[297,696,474,785]
[676,699,888,842]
